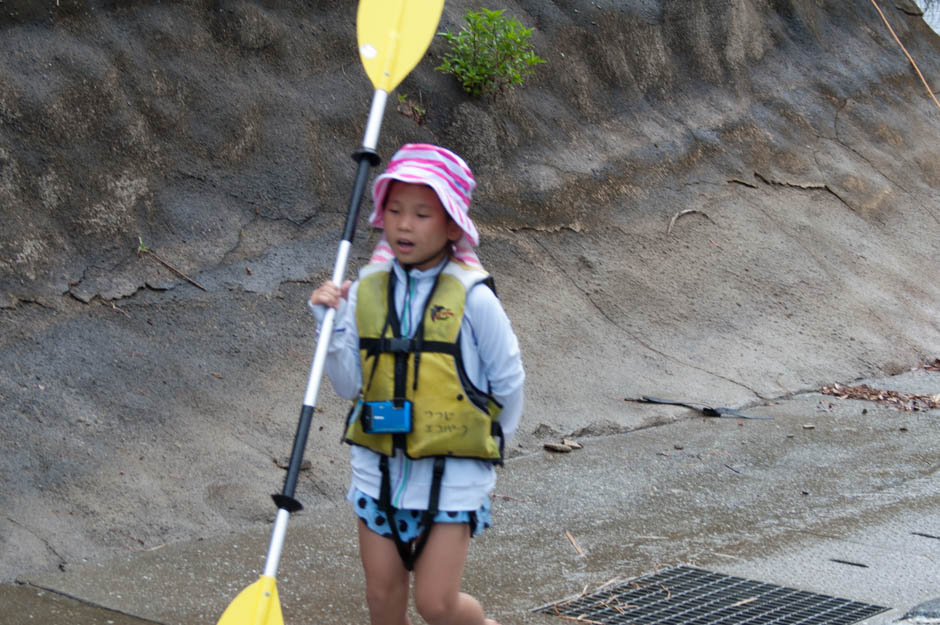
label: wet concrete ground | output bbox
[3,370,938,625]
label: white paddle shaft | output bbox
[263,88,388,580]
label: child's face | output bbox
[382,181,463,270]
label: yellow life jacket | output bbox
[343,259,504,462]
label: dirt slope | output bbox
[0,0,938,581]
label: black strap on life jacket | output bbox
[361,267,446,408]
[378,455,446,570]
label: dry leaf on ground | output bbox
[821,383,939,411]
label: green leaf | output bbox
[435,7,545,98]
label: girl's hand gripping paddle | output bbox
[216,2,444,624]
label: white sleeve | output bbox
[463,284,525,442]
[307,281,363,400]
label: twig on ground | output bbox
[493,493,534,504]
[870,0,940,114]
[667,209,715,234]
[551,605,604,625]
[137,237,207,291]
[565,530,584,555]
[107,301,131,318]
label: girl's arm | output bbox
[464,284,525,442]
[308,280,363,400]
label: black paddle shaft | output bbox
[272,148,380,513]
[342,148,380,242]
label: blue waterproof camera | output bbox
[361,400,413,434]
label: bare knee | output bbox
[365,575,410,618]
[414,588,456,625]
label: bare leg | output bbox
[357,519,413,625]
[412,523,500,625]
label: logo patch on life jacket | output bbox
[430,305,454,322]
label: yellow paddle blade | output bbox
[357,0,445,92]
[217,575,284,625]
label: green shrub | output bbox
[435,8,546,97]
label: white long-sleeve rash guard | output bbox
[310,258,525,511]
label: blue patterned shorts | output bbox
[350,488,491,542]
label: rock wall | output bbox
[1,0,938,580]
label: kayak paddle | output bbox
[215,2,445,624]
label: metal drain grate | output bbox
[540,566,889,625]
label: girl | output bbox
[309,144,525,625]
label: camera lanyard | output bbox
[363,265,445,405]
[400,271,417,336]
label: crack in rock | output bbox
[6,517,66,570]
[753,171,856,212]
[529,232,765,398]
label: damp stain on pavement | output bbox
[0,583,161,625]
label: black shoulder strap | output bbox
[481,275,497,297]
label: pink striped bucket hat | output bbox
[369,143,479,246]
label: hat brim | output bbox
[370,172,480,246]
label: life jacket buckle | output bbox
[379,337,414,353]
